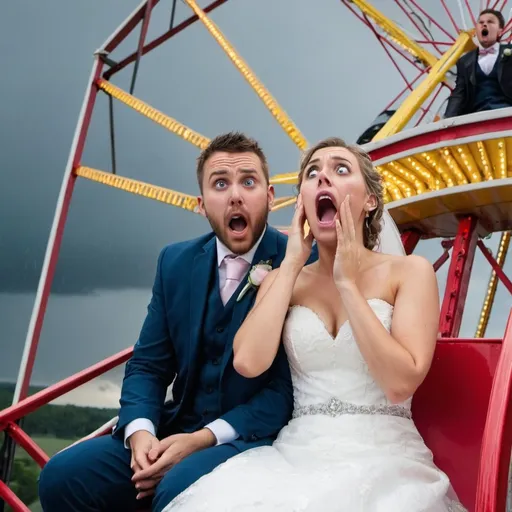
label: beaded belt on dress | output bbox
[292,397,412,420]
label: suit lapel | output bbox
[467,50,477,86]
[188,237,217,373]
[498,44,506,82]
[220,226,280,379]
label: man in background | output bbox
[445,9,512,118]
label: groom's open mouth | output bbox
[482,28,489,37]
[315,191,338,228]
[228,213,249,238]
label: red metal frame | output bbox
[6,423,49,469]
[103,0,230,80]
[433,240,454,272]
[477,240,512,294]
[475,312,512,511]
[439,216,478,338]
[0,480,30,512]
[0,347,132,427]
[400,229,421,254]
[12,59,103,406]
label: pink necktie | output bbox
[220,256,250,305]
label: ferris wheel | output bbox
[1,1,512,511]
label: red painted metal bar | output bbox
[365,15,417,89]
[104,0,230,79]
[477,239,512,294]
[395,0,444,56]
[129,0,156,94]
[0,347,133,427]
[475,308,512,511]
[415,83,444,125]
[439,216,478,338]
[6,423,49,468]
[0,480,30,512]
[341,0,373,27]
[12,58,104,406]
[381,36,427,73]
[406,0,456,40]
[341,1,426,77]
[365,17,414,89]
[439,0,461,34]
[433,248,451,272]
[383,68,427,111]
[400,230,421,255]
[102,0,161,54]
[463,0,477,27]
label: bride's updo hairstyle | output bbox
[298,137,384,250]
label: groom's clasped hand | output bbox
[130,430,215,500]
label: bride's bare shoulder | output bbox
[373,252,435,286]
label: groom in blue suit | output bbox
[38,132,317,511]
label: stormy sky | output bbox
[1,1,511,407]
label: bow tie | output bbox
[480,46,497,56]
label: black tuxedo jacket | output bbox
[444,43,512,118]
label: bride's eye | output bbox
[336,164,349,175]
[306,167,318,179]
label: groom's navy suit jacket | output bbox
[114,225,318,450]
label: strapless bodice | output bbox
[282,299,412,413]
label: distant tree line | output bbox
[0,383,118,438]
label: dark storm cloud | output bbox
[1,0,406,294]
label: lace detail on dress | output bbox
[162,299,467,512]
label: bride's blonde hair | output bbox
[297,137,384,250]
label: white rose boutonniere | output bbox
[503,48,512,58]
[236,260,272,302]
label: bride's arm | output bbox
[340,255,439,404]
[233,262,301,378]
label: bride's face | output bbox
[300,146,371,244]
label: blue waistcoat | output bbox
[180,268,236,432]
[474,59,511,112]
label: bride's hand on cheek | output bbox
[283,194,314,273]
[334,195,360,293]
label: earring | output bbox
[365,211,370,230]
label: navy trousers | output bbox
[38,435,239,511]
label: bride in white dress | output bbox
[163,137,466,511]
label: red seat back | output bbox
[412,339,502,511]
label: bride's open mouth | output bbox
[228,213,249,238]
[315,191,338,228]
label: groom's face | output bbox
[198,151,274,254]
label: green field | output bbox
[16,436,77,459]
[14,436,78,512]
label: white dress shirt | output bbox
[124,228,267,448]
[477,42,500,75]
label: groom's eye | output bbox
[215,180,227,189]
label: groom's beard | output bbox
[206,206,269,255]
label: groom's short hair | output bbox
[196,132,270,192]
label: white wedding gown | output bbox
[163,299,466,512]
